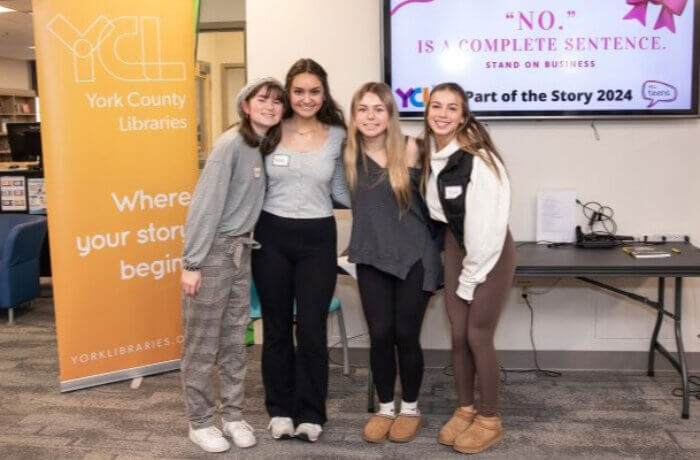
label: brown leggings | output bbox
[444,228,516,416]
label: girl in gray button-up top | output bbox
[251,59,351,443]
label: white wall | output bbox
[246,0,700,354]
[0,57,31,90]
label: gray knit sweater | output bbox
[182,128,265,269]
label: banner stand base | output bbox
[59,359,180,392]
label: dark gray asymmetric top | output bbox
[348,155,443,292]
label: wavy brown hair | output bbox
[422,82,506,184]
[284,58,345,128]
[236,82,287,155]
[344,82,411,212]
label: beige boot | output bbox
[438,407,477,446]
[388,414,422,443]
[362,414,395,443]
[453,414,503,454]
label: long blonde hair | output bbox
[344,82,411,212]
[422,82,506,185]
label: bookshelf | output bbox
[0,88,39,162]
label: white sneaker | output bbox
[267,416,295,440]
[188,425,231,453]
[294,423,323,443]
[223,420,257,448]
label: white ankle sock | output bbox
[377,401,395,417]
[400,400,419,415]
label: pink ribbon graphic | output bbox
[623,0,688,33]
[390,0,436,16]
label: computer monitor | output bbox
[7,122,41,163]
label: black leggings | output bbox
[252,211,337,426]
[356,262,431,404]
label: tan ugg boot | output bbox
[438,407,477,446]
[362,414,395,443]
[388,414,422,443]
[453,414,503,454]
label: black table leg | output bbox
[578,275,689,418]
[674,277,690,419]
[648,277,665,377]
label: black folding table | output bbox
[516,241,700,419]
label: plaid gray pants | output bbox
[181,233,259,428]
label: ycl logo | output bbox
[47,14,186,83]
[395,86,431,108]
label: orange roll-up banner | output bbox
[32,0,199,391]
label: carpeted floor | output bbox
[1,292,700,459]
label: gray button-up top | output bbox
[262,125,351,218]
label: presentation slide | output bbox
[386,0,698,117]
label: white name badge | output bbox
[445,185,463,200]
[272,154,290,167]
[253,167,262,178]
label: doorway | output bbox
[195,29,246,160]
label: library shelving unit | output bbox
[0,88,38,162]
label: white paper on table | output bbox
[536,189,577,243]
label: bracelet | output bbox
[183,263,200,272]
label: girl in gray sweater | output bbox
[180,77,285,453]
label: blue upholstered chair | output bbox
[250,281,350,376]
[0,215,47,324]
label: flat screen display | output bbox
[384,0,700,118]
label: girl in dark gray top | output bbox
[344,82,442,444]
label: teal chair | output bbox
[250,281,349,376]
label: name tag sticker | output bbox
[253,167,262,178]
[445,185,463,200]
[272,154,290,167]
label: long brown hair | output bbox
[284,58,345,128]
[422,82,506,184]
[236,82,287,155]
[344,82,411,212]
